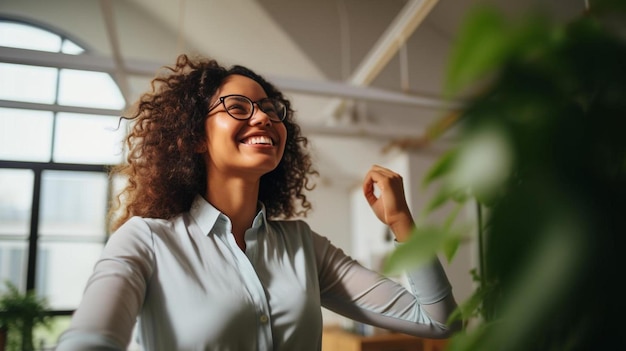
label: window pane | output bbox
[58,69,125,109]
[0,240,28,293]
[0,21,62,52]
[61,39,85,55]
[0,108,53,162]
[0,63,58,104]
[53,112,126,164]
[36,241,104,309]
[0,169,34,236]
[39,170,108,237]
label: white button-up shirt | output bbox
[57,195,453,350]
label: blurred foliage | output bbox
[385,0,626,349]
[0,281,51,351]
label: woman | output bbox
[56,54,460,350]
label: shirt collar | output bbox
[189,194,268,236]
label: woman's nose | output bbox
[249,104,272,126]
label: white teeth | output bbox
[242,136,273,145]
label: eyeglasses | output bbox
[208,94,287,122]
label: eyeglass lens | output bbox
[223,95,286,121]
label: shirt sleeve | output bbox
[312,231,457,339]
[56,217,155,351]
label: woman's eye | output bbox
[263,106,278,114]
[259,102,277,114]
[227,104,248,113]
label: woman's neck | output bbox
[204,174,260,250]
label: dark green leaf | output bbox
[442,235,461,262]
[443,203,463,230]
[448,287,486,324]
[444,5,511,96]
[422,186,453,215]
[422,148,458,188]
[383,226,447,275]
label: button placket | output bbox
[226,232,273,350]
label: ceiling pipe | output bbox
[0,46,461,109]
[271,76,462,109]
[300,122,426,140]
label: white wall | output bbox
[302,179,353,254]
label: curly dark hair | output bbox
[108,54,317,231]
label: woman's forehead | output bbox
[216,74,267,98]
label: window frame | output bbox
[0,17,125,317]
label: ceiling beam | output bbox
[350,0,440,86]
[324,0,442,118]
[99,0,133,107]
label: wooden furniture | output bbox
[322,326,448,351]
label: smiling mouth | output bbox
[241,136,274,146]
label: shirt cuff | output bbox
[394,240,452,304]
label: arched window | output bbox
[0,18,127,347]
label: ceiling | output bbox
[0,0,586,187]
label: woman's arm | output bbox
[314,232,459,338]
[56,217,155,350]
[316,165,460,338]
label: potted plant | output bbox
[0,281,50,351]
[385,0,625,349]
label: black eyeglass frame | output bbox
[207,94,287,122]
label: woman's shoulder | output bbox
[109,215,183,249]
[116,215,180,234]
[267,219,330,245]
[267,218,312,233]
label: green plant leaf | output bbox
[589,0,626,13]
[448,286,486,324]
[444,5,511,96]
[442,235,461,262]
[383,226,464,275]
[422,148,458,188]
[0,279,51,350]
[445,321,499,351]
[422,186,453,214]
[443,202,463,230]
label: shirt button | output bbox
[259,314,269,324]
